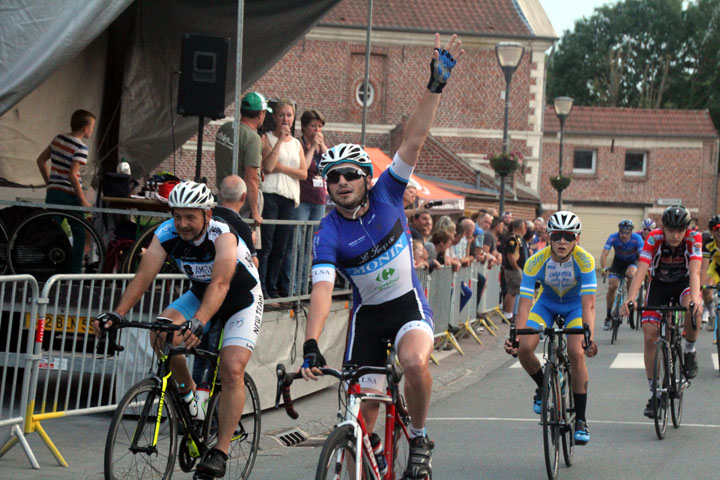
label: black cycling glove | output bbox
[185,317,205,342]
[302,339,327,369]
[427,48,457,94]
[97,311,122,330]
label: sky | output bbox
[539,0,620,36]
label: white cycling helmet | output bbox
[319,143,373,177]
[167,181,216,210]
[547,210,582,234]
[642,218,656,230]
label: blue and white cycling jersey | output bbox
[311,153,432,326]
[603,232,644,262]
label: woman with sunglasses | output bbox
[504,210,598,446]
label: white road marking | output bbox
[609,353,645,369]
[713,352,718,371]
[426,417,720,428]
[510,353,543,368]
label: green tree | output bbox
[547,0,720,127]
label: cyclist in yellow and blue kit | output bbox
[505,211,598,444]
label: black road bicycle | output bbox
[99,316,261,479]
[510,317,591,480]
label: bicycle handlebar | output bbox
[510,322,591,352]
[274,361,401,419]
[628,301,697,329]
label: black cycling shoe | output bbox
[684,351,698,379]
[404,435,434,479]
[643,397,657,419]
[195,448,227,478]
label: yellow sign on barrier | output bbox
[24,313,95,334]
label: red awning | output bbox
[365,148,465,212]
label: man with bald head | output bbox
[214,175,257,268]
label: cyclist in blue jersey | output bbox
[504,211,598,445]
[94,181,263,478]
[300,33,463,480]
[599,219,644,330]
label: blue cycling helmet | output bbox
[642,218,656,230]
[319,143,373,177]
[618,219,634,230]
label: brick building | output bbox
[160,0,557,217]
[541,105,720,260]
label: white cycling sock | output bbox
[647,378,653,391]
[409,425,426,439]
[684,341,696,354]
[504,311,513,320]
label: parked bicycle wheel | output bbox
[560,363,574,467]
[542,366,561,479]
[121,223,179,274]
[203,372,261,479]
[0,217,8,274]
[8,210,105,281]
[652,345,669,440]
[104,378,178,480]
[670,343,684,429]
[315,424,373,479]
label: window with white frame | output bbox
[355,82,374,107]
[624,151,647,176]
[573,149,596,174]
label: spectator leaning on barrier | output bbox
[413,239,430,269]
[429,229,453,271]
[409,210,433,242]
[215,92,271,227]
[35,109,95,273]
[501,219,528,322]
[453,217,477,267]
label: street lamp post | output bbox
[553,96,574,210]
[495,42,524,214]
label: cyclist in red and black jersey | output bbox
[621,205,702,418]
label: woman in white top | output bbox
[259,100,307,298]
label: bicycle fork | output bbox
[336,395,383,479]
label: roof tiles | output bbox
[320,0,533,37]
[543,105,718,139]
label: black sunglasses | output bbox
[550,231,577,242]
[326,167,367,184]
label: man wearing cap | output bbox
[215,92,272,227]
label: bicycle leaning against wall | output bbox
[98,315,261,480]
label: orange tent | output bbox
[365,148,465,212]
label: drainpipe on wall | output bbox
[713,138,719,215]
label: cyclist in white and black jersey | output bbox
[95,181,262,478]
[300,33,463,480]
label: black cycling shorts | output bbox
[642,277,690,324]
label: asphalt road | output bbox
[3,283,720,479]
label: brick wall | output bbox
[540,136,718,225]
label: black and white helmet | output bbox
[319,143,373,177]
[662,205,691,229]
[167,181,215,210]
[547,210,582,234]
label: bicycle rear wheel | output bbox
[670,342,684,429]
[203,372,261,479]
[542,366,560,480]
[652,344,669,440]
[8,210,105,281]
[104,378,178,480]
[315,424,373,480]
[0,217,9,274]
[560,363,574,467]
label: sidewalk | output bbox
[0,312,509,480]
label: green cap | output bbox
[241,92,272,113]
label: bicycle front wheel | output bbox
[105,379,178,480]
[611,316,620,344]
[315,424,373,480]
[560,363,574,468]
[652,344,669,440]
[392,399,411,478]
[8,210,105,280]
[542,366,561,480]
[670,343,684,429]
[203,372,261,479]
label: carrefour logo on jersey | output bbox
[345,234,408,276]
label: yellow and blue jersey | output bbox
[519,246,597,329]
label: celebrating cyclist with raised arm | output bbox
[300,33,462,480]
[504,211,598,444]
[621,205,702,418]
[93,181,263,479]
[600,219,644,330]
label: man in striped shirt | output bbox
[36,109,95,272]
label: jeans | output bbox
[257,193,295,297]
[279,202,325,296]
[46,189,85,273]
